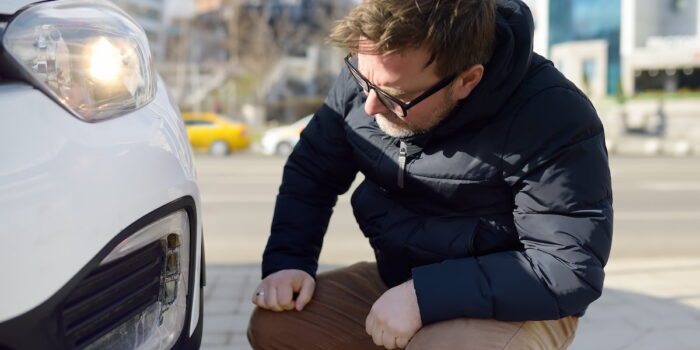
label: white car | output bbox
[0,1,204,349]
[260,115,312,156]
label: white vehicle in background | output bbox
[0,1,204,349]
[260,114,312,156]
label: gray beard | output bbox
[373,93,458,138]
[375,114,419,138]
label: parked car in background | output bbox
[182,112,250,156]
[0,1,203,349]
[261,114,312,156]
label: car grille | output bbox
[60,241,165,349]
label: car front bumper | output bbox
[0,79,204,349]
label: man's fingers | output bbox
[264,287,284,312]
[261,286,274,310]
[252,284,267,308]
[252,270,315,312]
[252,293,265,308]
[371,328,384,347]
[295,277,315,311]
[277,285,295,311]
[252,289,261,305]
[365,314,375,335]
[396,336,410,349]
[382,332,397,349]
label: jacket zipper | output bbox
[398,141,407,189]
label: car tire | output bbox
[209,140,230,156]
[275,142,293,157]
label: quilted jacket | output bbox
[261,0,613,325]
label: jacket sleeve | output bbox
[411,86,613,324]
[261,68,359,279]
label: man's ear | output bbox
[451,64,484,100]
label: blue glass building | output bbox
[549,0,621,95]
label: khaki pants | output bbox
[247,262,579,350]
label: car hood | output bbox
[0,0,37,15]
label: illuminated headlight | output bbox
[61,210,190,350]
[2,0,156,122]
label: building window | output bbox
[671,0,689,12]
[635,67,700,93]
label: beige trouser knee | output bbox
[247,262,578,350]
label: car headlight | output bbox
[61,210,190,350]
[2,0,156,122]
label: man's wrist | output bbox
[412,259,492,324]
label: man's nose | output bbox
[364,89,390,116]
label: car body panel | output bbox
[0,0,35,15]
[261,115,312,155]
[182,112,250,152]
[0,78,202,335]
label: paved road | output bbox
[197,154,372,266]
[197,154,700,264]
[196,154,700,350]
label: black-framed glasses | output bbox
[344,54,456,118]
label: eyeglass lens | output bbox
[349,70,405,116]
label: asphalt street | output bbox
[197,154,700,265]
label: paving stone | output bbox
[231,333,253,347]
[202,261,700,350]
[569,327,645,350]
[205,313,252,333]
[201,345,239,350]
[209,283,246,299]
[619,329,700,350]
[234,299,257,315]
[201,332,231,346]
[204,299,238,315]
[231,344,253,350]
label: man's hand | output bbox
[365,279,422,349]
[252,269,315,312]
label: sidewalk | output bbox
[200,258,700,350]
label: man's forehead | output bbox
[356,47,438,93]
[364,48,432,72]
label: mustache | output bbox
[377,112,404,123]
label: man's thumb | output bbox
[295,277,315,311]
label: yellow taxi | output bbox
[181,112,250,156]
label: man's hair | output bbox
[329,0,497,78]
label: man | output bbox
[248,0,613,349]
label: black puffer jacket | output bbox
[262,0,613,325]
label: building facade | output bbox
[621,0,700,96]
[111,0,195,60]
[533,0,700,97]
[546,0,621,97]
